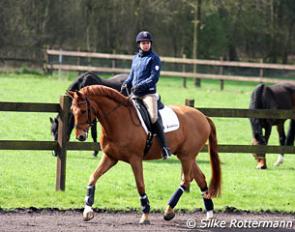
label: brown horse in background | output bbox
[68,85,221,224]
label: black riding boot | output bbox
[153,118,172,159]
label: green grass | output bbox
[0,72,294,212]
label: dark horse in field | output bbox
[68,86,221,224]
[50,72,128,157]
[249,82,295,169]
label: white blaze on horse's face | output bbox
[71,98,90,142]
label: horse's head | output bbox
[50,117,59,141]
[67,91,96,142]
[49,116,59,156]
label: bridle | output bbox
[74,98,95,132]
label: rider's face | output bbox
[139,41,151,52]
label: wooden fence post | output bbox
[56,95,71,191]
[77,47,80,66]
[58,48,63,78]
[219,57,224,90]
[185,99,195,107]
[112,49,116,76]
[259,58,264,83]
[182,54,187,88]
[43,45,49,73]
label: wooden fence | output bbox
[45,49,295,89]
[1,97,295,191]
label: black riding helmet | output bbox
[136,31,153,43]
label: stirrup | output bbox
[162,147,171,160]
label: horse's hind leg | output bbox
[191,162,214,219]
[275,123,286,166]
[164,157,193,221]
[275,119,295,166]
[286,120,295,145]
[83,154,118,221]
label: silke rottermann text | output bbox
[198,219,293,229]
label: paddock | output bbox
[1,75,295,230]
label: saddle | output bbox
[132,97,179,156]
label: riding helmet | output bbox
[136,31,153,43]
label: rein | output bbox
[101,98,141,127]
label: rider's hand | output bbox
[120,83,127,93]
[131,86,144,96]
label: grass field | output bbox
[0,72,294,212]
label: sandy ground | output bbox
[0,209,294,232]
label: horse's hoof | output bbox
[163,212,175,221]
[274,156,284,167]
[83,205,94,221]
[256,159,267,169]
[139,219,151,225]
[139,214,150,225]
[163,206,175,221]
[206,210,214,220]
[256,164,267,169]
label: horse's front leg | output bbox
[256,125,272,169]
[83,154,117,221]
[130,158,150,225]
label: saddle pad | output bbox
[132,100,179,134]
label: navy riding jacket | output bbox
[124,49,161,96]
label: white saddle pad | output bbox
[132,101,180,134]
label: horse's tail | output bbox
[206,117,222,197]
[249,83,265,144]
[249,83,265,110]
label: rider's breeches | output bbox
[142,94,158,124]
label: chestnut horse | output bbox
[68,86,221,224]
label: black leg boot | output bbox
[153,119,172,159]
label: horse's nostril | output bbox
[78,135,86,141]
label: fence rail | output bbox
[1,98,295,191]
[45,49,295,88]
[46,49,295,71]
[1,141,295,154]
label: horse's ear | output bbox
[76,91,84,99]
[49,117,53,123]
[66,90,75,99]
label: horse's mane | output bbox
[80,85,130,105]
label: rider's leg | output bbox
[153,116,171,159]
[142,94,171,159]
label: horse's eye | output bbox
[81,110,87,114]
